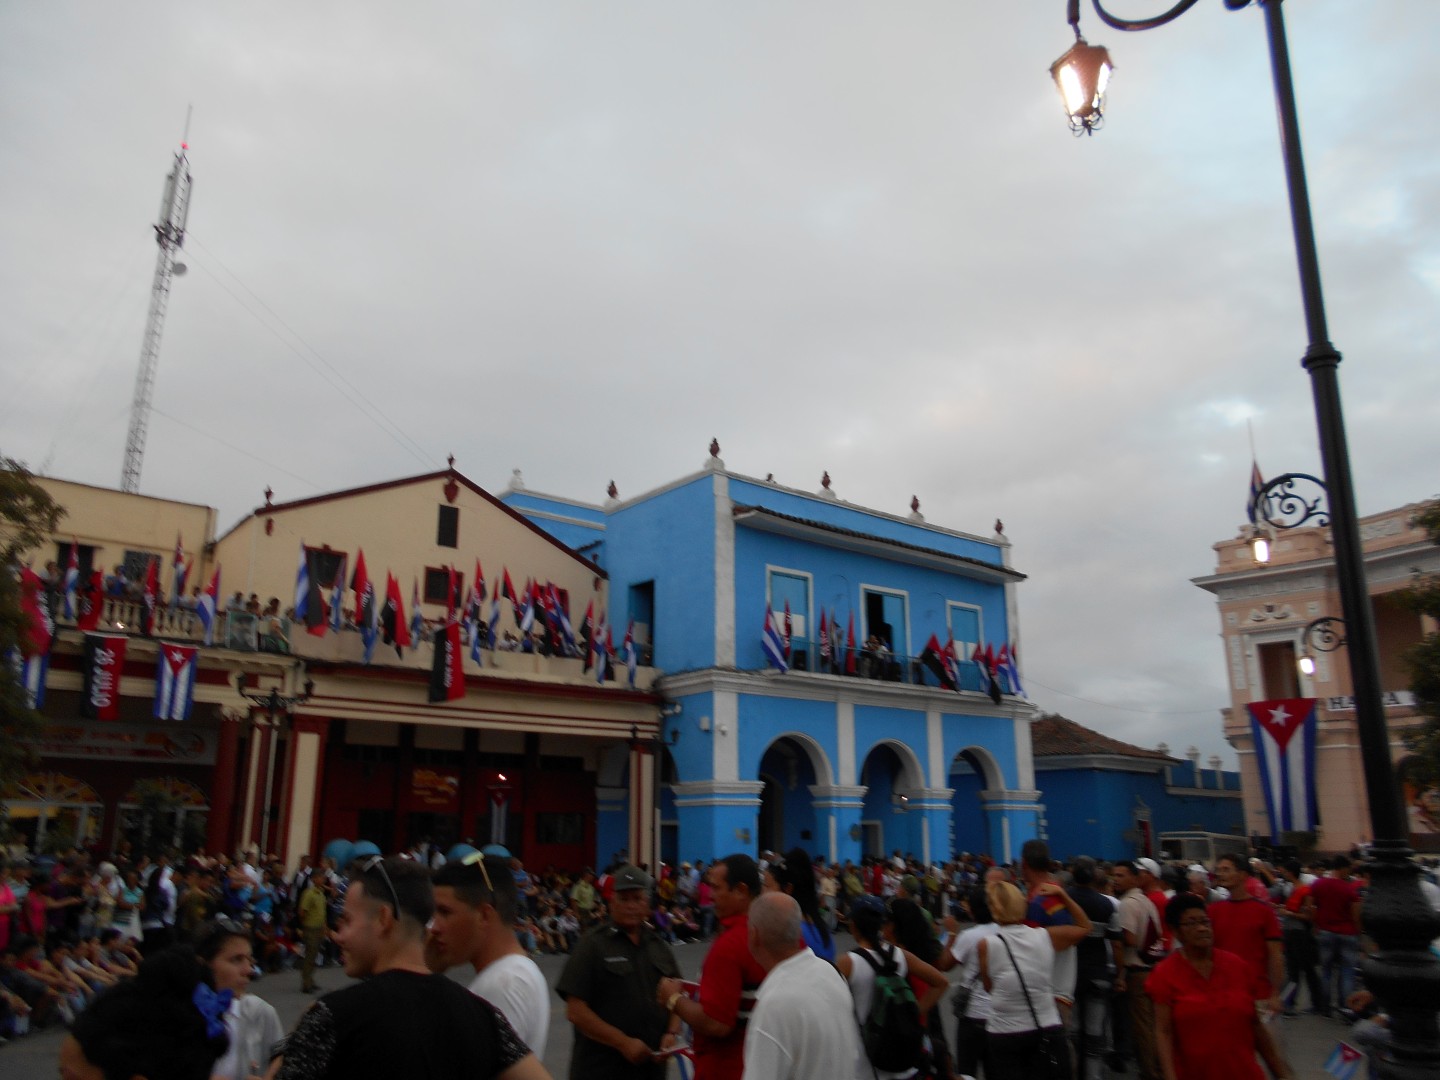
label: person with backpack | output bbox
[977,880,1091,1079]
[837,895,947,1079]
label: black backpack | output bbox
[852,944,924,1072]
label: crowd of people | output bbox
[12,837,1440,1079]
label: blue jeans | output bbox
[1068,977,1112,1080]
[1317,930,1360,1012]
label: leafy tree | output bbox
[0,457,65,789]
[1400,501,1440,790]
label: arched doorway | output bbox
[950,746,1003,855]
[3,773,103,855]
[757,736,824,855]
[114,777,210,856]
[858,741,927,860]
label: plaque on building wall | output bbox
[1324,691,1416,711]
[412,767,460,810]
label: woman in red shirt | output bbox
[1148,894,1293,1080]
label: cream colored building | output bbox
[1193,500,1440,853]
[12,467,662,871]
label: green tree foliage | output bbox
[0,457,65,788]
[1400,501,1440,790]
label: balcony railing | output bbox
[54,601,656,687]
[778,639,1019,696]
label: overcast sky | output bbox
[4,2,1437,765]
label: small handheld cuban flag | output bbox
[154,644,199,721]
[762,604,788,672]
[1323,1042,1363,1080]
[293,542,311,622]
[1246,698,1319,840]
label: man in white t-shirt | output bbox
[741,892,858,1080]
[426,853,550,1059]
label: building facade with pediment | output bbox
[1193,500,1440,852]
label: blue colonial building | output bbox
[503,448,1044,869]
[947,713,1243,861]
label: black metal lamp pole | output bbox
[1051,2,1440,1074]
[234,673,315,859]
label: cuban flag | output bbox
[592,615,608,682]
[623,620,638,687]
[519,580,536,635]
[1247,459,1265,525]
[1247,698,1319,840]
[1323,1043,1362,1080]
[549,584,578,655]
[62,541,80,619]
[485,594,501,650]
[12,650,48,710]
[154,644,199,720]
[197,565,221,646]
[762,604,788,672]
[818,610,830,667]
[293,542,311,622]
[997,643,1025,697]
[782,601,792,660]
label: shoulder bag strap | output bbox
[998,933,1043,1031]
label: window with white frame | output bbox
[948,602,982,663]
[767,569,811,642]
[861,587,909,656]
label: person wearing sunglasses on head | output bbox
[426,852,551,1060]
[269,856,550,1080]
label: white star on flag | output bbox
[1268,705,1290,728]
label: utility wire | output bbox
[150,406,320,490]
[184,234,437,469]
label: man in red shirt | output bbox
[1208,853,1284,1017]
[657,854,767,1080]
[1309,854,1363,1017]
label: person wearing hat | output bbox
[557,864,682,1079]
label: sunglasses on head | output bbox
[357,855,403,917]
[458,850,495,893]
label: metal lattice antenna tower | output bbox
[121,112,193,493]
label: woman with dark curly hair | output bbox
[1147,893,1294,1080]
[63,946,229,1080]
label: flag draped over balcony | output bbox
[920,634,957,690]
[62,540,79,619]
[81,634,127,720]
[76,570,104,633]
[197,565,221,646]
[762,604,788,672]
[141,558,160,636]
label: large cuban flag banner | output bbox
[154,644,199,721]
[1246,697,1319,840]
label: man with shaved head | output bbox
[741,892,858,1080]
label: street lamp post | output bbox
[234,672,314,859]
[1051,2,1440,1074]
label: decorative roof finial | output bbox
[821,471,831,489]
[447,453,455,470]
[709,438,720,459]
[607,480,619,500]
[911,495,920,513]
[994,518,1005,535]
[264,486,273,508]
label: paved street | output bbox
[0,932,1355,1078]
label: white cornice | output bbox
[657,667,1039,717]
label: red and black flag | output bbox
[920,634,957,690]
[429,620,465,702]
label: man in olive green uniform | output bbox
[297,873,329,993]
[557,865,682,1079]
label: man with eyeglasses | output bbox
[427,853,550,1058]
[557,864,682,1079]
[270,856,550,1080]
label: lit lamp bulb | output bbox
[1250,531,1271,564]
[1298,654,1317,677]
[1050,39,1114,134]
